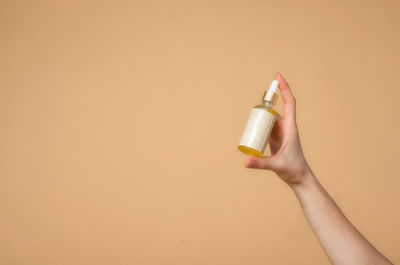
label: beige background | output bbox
[1,0,399,264]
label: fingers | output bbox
[274,73,296,122]
[274,112,282,122]
[245,156,277,171]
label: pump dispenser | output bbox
[238,79,279,157]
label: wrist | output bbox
[288,165,317,191]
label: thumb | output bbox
[245,156,277,170]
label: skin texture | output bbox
[245,73,393,265]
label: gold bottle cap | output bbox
[262,90,278,105]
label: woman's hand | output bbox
[244,73,312,186]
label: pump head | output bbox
[262,80,279,104]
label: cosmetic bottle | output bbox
[238,80,279,157]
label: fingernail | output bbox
[247,160,256,167]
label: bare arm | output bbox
[244,73,393,265]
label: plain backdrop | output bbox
[1,0,399,264]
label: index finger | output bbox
[275,73,296,121]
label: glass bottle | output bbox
[238,80,279,157]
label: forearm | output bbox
[291,169,392,265]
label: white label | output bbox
[239,108,275,153]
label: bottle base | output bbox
[237,145,263,157]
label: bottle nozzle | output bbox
[262,79,279,105]
[268,80,279,93]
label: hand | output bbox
[244,73,312,186]
[246,73,394,265]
